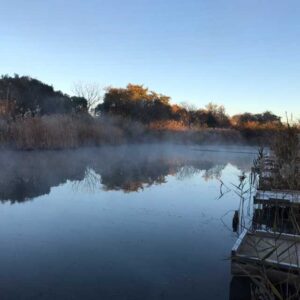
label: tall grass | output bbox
[0,114,127,150]
[271,123,300,190]
[0,115,298,150]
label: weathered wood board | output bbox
[254,190,300,205]
[232,229,300,282]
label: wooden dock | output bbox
[254,190,300,206]
[232,229,300,282]
[231,150,300,283]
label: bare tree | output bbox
[179,101,197,127]
[180,101,196,112]
[72,82,102,114]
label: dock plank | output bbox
[232,230,300,272]
[254,190,300,205]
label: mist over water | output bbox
[0,144,256,299]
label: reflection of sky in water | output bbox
[0,146,255,299]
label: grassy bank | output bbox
[0,114,295,150]
[1,76,296,150]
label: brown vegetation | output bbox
[0,113,297,150]
[0,75,298,150]
[271,123,300,190]
[0,115,126,150]
[148,120,189,131]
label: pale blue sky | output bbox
[1,0,299,118]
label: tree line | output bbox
[0,74,282,129]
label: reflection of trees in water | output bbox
[202,164,225,181]
[176,161,225,181]
[72,168,101,193]
[74,160,224,193]
[96,159,228,192]
[97,159,170,192]
[176,165,201,180]
[0,146,254,202]
[0,151,87,203]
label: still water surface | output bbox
[0,145,256,300]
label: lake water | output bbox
[0,145,256,300]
